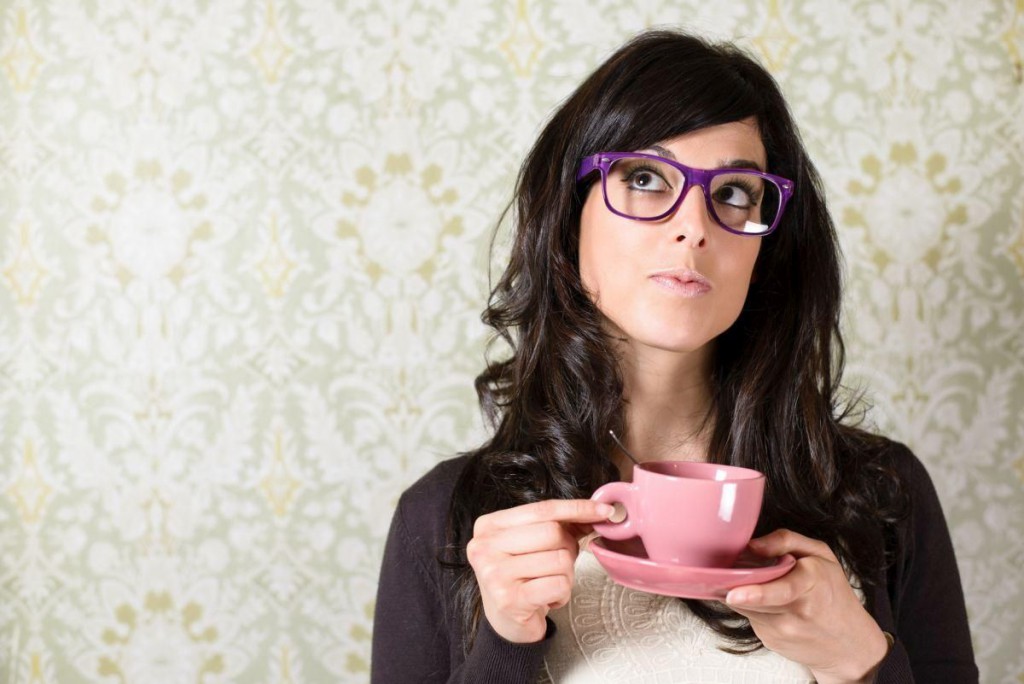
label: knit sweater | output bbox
[371,442,978,683]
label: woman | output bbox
[371,30,977,683]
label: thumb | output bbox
[747,528,836,560]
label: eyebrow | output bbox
[646,144,765,172]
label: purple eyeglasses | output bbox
[577,152,795,236]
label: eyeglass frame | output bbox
[576,151,795,236]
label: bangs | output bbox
[578,39,768,162]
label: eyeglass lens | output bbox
[605,157,781,234]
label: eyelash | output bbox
[720,178,762,204]
[614,160,765,206]
[621,164,671,189]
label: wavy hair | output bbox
[443,29,906,651]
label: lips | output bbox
[649,268,711,296]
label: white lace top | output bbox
[537,547,817,684]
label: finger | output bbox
[577,529,601,550]
[726,560,815,612]
[475,499,615,536]
[486,521,579,556]
[564,521,601,541]
[519,574,573,610]
[747,528,837,561]
[481,548,576,588]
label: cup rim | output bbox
[637,460,764,482]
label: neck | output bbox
[615,340,714,479]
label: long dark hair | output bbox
[444,29,906,651]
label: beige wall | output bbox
[1,0,1021,681]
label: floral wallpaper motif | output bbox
[0,0,1021,682]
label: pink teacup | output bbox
[591,461,765,567]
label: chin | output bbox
[602,313,720,356]
[628,331,716,355]
[650,340,712,354]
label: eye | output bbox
[713,180,759,209]
[622,165,671,193]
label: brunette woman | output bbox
[371,29,977,684]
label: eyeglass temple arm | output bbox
[576,154,600,181]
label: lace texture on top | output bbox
[537,546,826,684]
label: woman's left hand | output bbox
[725,529,890,684]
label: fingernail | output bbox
[726,589,748,604]
[596,503,615,519]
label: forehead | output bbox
[647,118,766,168]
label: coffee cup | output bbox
[591,461,765,567]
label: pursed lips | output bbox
[648,268,711,296]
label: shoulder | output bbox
[868,436,922,472]
[392,454,472,551]
[839,430,945,524]
[399,453,471,512]
[848,434,952,541]
[842,429,933,484]
[868,437,938,494]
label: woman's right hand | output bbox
[466,499,615,643]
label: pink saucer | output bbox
[589,537,796,600]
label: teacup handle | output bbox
[590,482,638,541]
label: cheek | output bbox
[578,194,615,297]
[578,229,597,295]
[725,241,762,306]
[727,235,762,279]
[702,236,760,320]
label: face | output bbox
[578,118,765,358]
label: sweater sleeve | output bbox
[371,460,551,683]
[872,445,978,684]
[370,491,452,683]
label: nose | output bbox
[670,183,711,248]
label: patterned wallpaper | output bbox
[0,0,1021,682]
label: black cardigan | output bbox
[371,442,978,683]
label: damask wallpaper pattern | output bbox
[0,0,1021,682]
